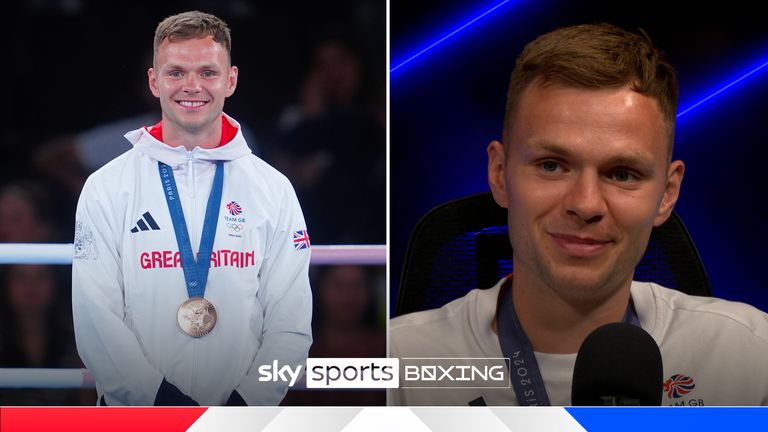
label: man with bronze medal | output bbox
[72,11,313,406]
[160,153,222,340]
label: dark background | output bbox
[391,0,768,312]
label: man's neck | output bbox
[162,117,223,151]
[510,271,632,355]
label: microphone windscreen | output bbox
[571,322,663,406]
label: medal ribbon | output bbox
[158,160,223,299]
[496,277,640,406]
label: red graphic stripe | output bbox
[0,407,207,432]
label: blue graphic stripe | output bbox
[391,0,515,73]
[678,58,768,118]
[392,1,767,118]
[566,407,768,432]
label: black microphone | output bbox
[571,322,663,406]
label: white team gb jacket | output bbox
[390,280,768,406]
[72,114,312,406]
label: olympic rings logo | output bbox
[227,223,244,232]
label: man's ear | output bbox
[148,68,160,98]
[488,140,509,208]
[226,66,238,97]
[653,160,685,226]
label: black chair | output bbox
[395,192,711,317]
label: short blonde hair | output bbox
[503,23,678,160]
[153,11,232,64]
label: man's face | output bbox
[488,83,684,305]
[148,36,237,135]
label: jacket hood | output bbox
[124,113,252,166]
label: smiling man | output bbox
[389,23,768,406]
[72,11,312,406]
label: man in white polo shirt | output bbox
[390,23,768,406]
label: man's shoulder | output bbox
[634,281,768,343]
[390,284,501,357]
[82,149,141,194]
[233,154,296,195]
[391,286,493,328]
[635,282,768,404]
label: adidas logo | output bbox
[130,212,161,233]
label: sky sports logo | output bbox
[291,358,510,389]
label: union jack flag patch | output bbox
[293,229,310,250]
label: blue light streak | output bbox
[392,0,767,118]
[391,0,512,74]
[677,58,768,118]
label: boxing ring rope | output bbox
[0,369,95,389]
[0,242,385,390]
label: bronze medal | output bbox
[177,297,217,337]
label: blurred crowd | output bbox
[2,0,385,406]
